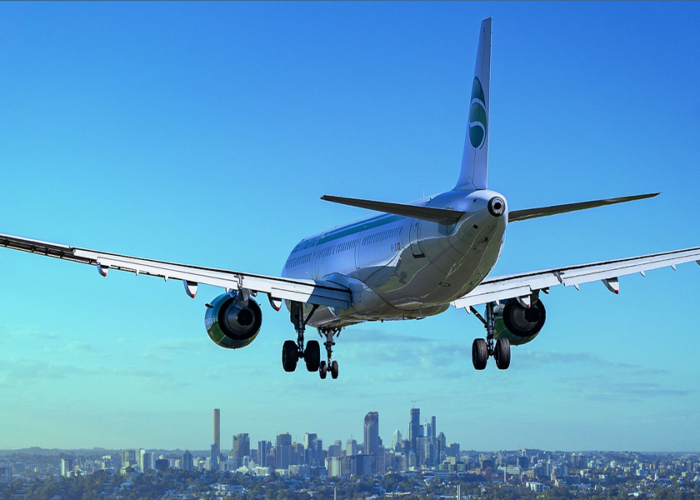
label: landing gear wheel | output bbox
[494,338,511,370]
[472,338,488,370]
[330,360,339,379]
[282,340,299,372]
[319,361,328,379]
[305,340,321,372]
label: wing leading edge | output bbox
[0,233,351,310]
[452,247,700,309]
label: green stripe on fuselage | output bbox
[317,214,403,245]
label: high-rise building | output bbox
[139,450,152,471]
[431,416,436,440]
[213,409,221,455]
[275,433,292,470]
[182,451,194,471]
[408,408,422,464]
[232,433,250,462]
[392,430,402,452]
[302,433,318,465]
[346,439,358,457]
[437,432,446,462]
[121,450,137,468]
[258,441,270,468]
[302,433,317,450]
[364,412,379,457]
[60,458,74,477]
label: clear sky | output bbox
[1,2,699,453]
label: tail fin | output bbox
[455,18,492,191]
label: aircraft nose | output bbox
[487,196,506,217]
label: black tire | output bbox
[282,340,298,372]
[494,338,511,370]
[305,341,321,372]
[319,361,327,379]
[472,338,488,370]
[330,360,339,379]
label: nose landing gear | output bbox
[470,302,511,370]
[319,328,341,379]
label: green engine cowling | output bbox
[205,293,263,349]
[493,298,546,346]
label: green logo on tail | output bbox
[469,77,487,149]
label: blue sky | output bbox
[1,2,699,452]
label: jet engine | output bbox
[493,298,546,346]
[205,292,263,349]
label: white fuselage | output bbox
[281,190,508,328]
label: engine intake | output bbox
[494,298,546,346]
[205,292,262,349]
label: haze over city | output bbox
[1,1,699,454]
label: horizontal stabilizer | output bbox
[508,193,659,222]
[321,195,464,225]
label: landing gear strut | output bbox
[282,302,321,373]
[470,302,510,370]
[319,328,341,380]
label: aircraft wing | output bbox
[452,247,700,309]
[0,233,352,310]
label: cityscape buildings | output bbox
[8,406,696,495]
[1,406,699,500]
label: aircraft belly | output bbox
[362,216,506,310]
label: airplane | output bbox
[1,18,699,380]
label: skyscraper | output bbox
[258,441,270,468]
[431,416,436,440]
[60,458,74,478]
[213,409,221,455]
[232,433,250,462]
[408,408,421,457]
[392,430,402,452]
[275,433,292,470]
[364,412,379,457]
[346,438,358,457]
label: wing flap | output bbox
[0,233,351,310]
[452,247,700,308]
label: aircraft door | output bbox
[354,235,361,269]
[409,219,425,258]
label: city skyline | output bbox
[0,2,699,453]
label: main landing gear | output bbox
[281,302,341,379]
[470,302,510,370]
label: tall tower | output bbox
[408,408,420,456]
[364,412,379,456]
[213,409,221,454]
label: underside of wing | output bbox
[0,233,351,310]
[452,247,700,309]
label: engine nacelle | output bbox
[494,298,546,346]
[205,293,263,349]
